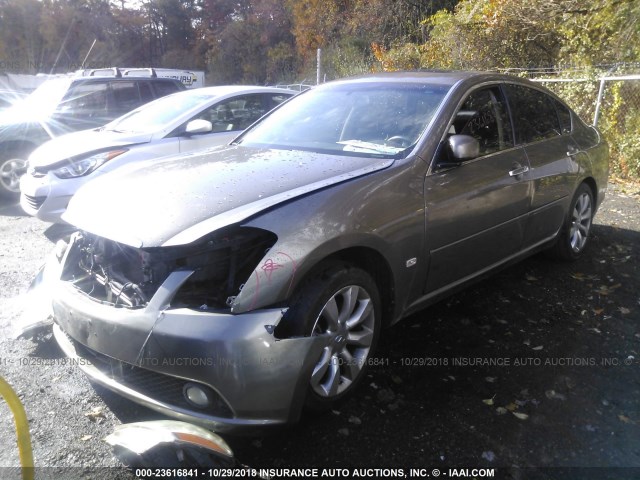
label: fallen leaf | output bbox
[618,415,635,425]
[593,308,604,315]
[545,390,567,401]
[506,402,518,412]
[84,406,105,422]
[482,451,496,462]
[496,407,508,415]
[80,435,92,442]
[595,284,622,296]
[483,398,495,406]
[485,377,497,383]
[526,275,538,281]
[348,415,362,425]
[512,412,529,420]
[532,345,544,351]
[619,307,631,315]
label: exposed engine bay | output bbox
[61,228,277,310]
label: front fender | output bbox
[230,167,427,317]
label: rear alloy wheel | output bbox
[283,263,381,411]
[0,156,27,199]
[549,183,594,260]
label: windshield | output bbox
[239,82,450,158]
[106,92,217,133]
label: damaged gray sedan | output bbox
[42,72,608,433]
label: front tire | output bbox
[283,263,381,411]
[0,152,28,200]
[548,183,594,261]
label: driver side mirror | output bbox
[448,134,479,161]
[435,134,480,170]
[184,119,213,135]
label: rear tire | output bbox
[282,262,381,412]
[548,183,594,261]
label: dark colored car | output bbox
[0,73,185,199]
[43,71,608,433]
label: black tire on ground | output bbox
[282,262,381,412]
[548,182,595,261]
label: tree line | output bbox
[0,0,638,84]
[0,0,454,84]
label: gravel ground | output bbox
[0,182,639,479]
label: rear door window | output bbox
[555,100,572,134]
[505,84,563,144]
[110,81,141,116]
[138,81,154,104]
[153,81,182,98]
[269,93,292,108]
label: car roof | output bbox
[176,85,295,96]
[71,76,181,84]
[327,70,520,87]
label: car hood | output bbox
[63,145,394,247]
[28,129,152,168]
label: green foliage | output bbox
[599,81,640,178]
[369,0,640,180]
[613,112,640,178]
[321,39,372,79]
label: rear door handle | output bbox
[509,165,529,177]
[567,145,583,157]
[567,145,580,157]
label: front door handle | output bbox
[509,165,529,177]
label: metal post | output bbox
[593,78,607,126]
[316,48,322,85]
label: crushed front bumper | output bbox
[51,268,327,433]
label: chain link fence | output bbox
[531,74,640,178]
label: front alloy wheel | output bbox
[310,284,375,398]
[0,157,27,197]
[281,262,381,411]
